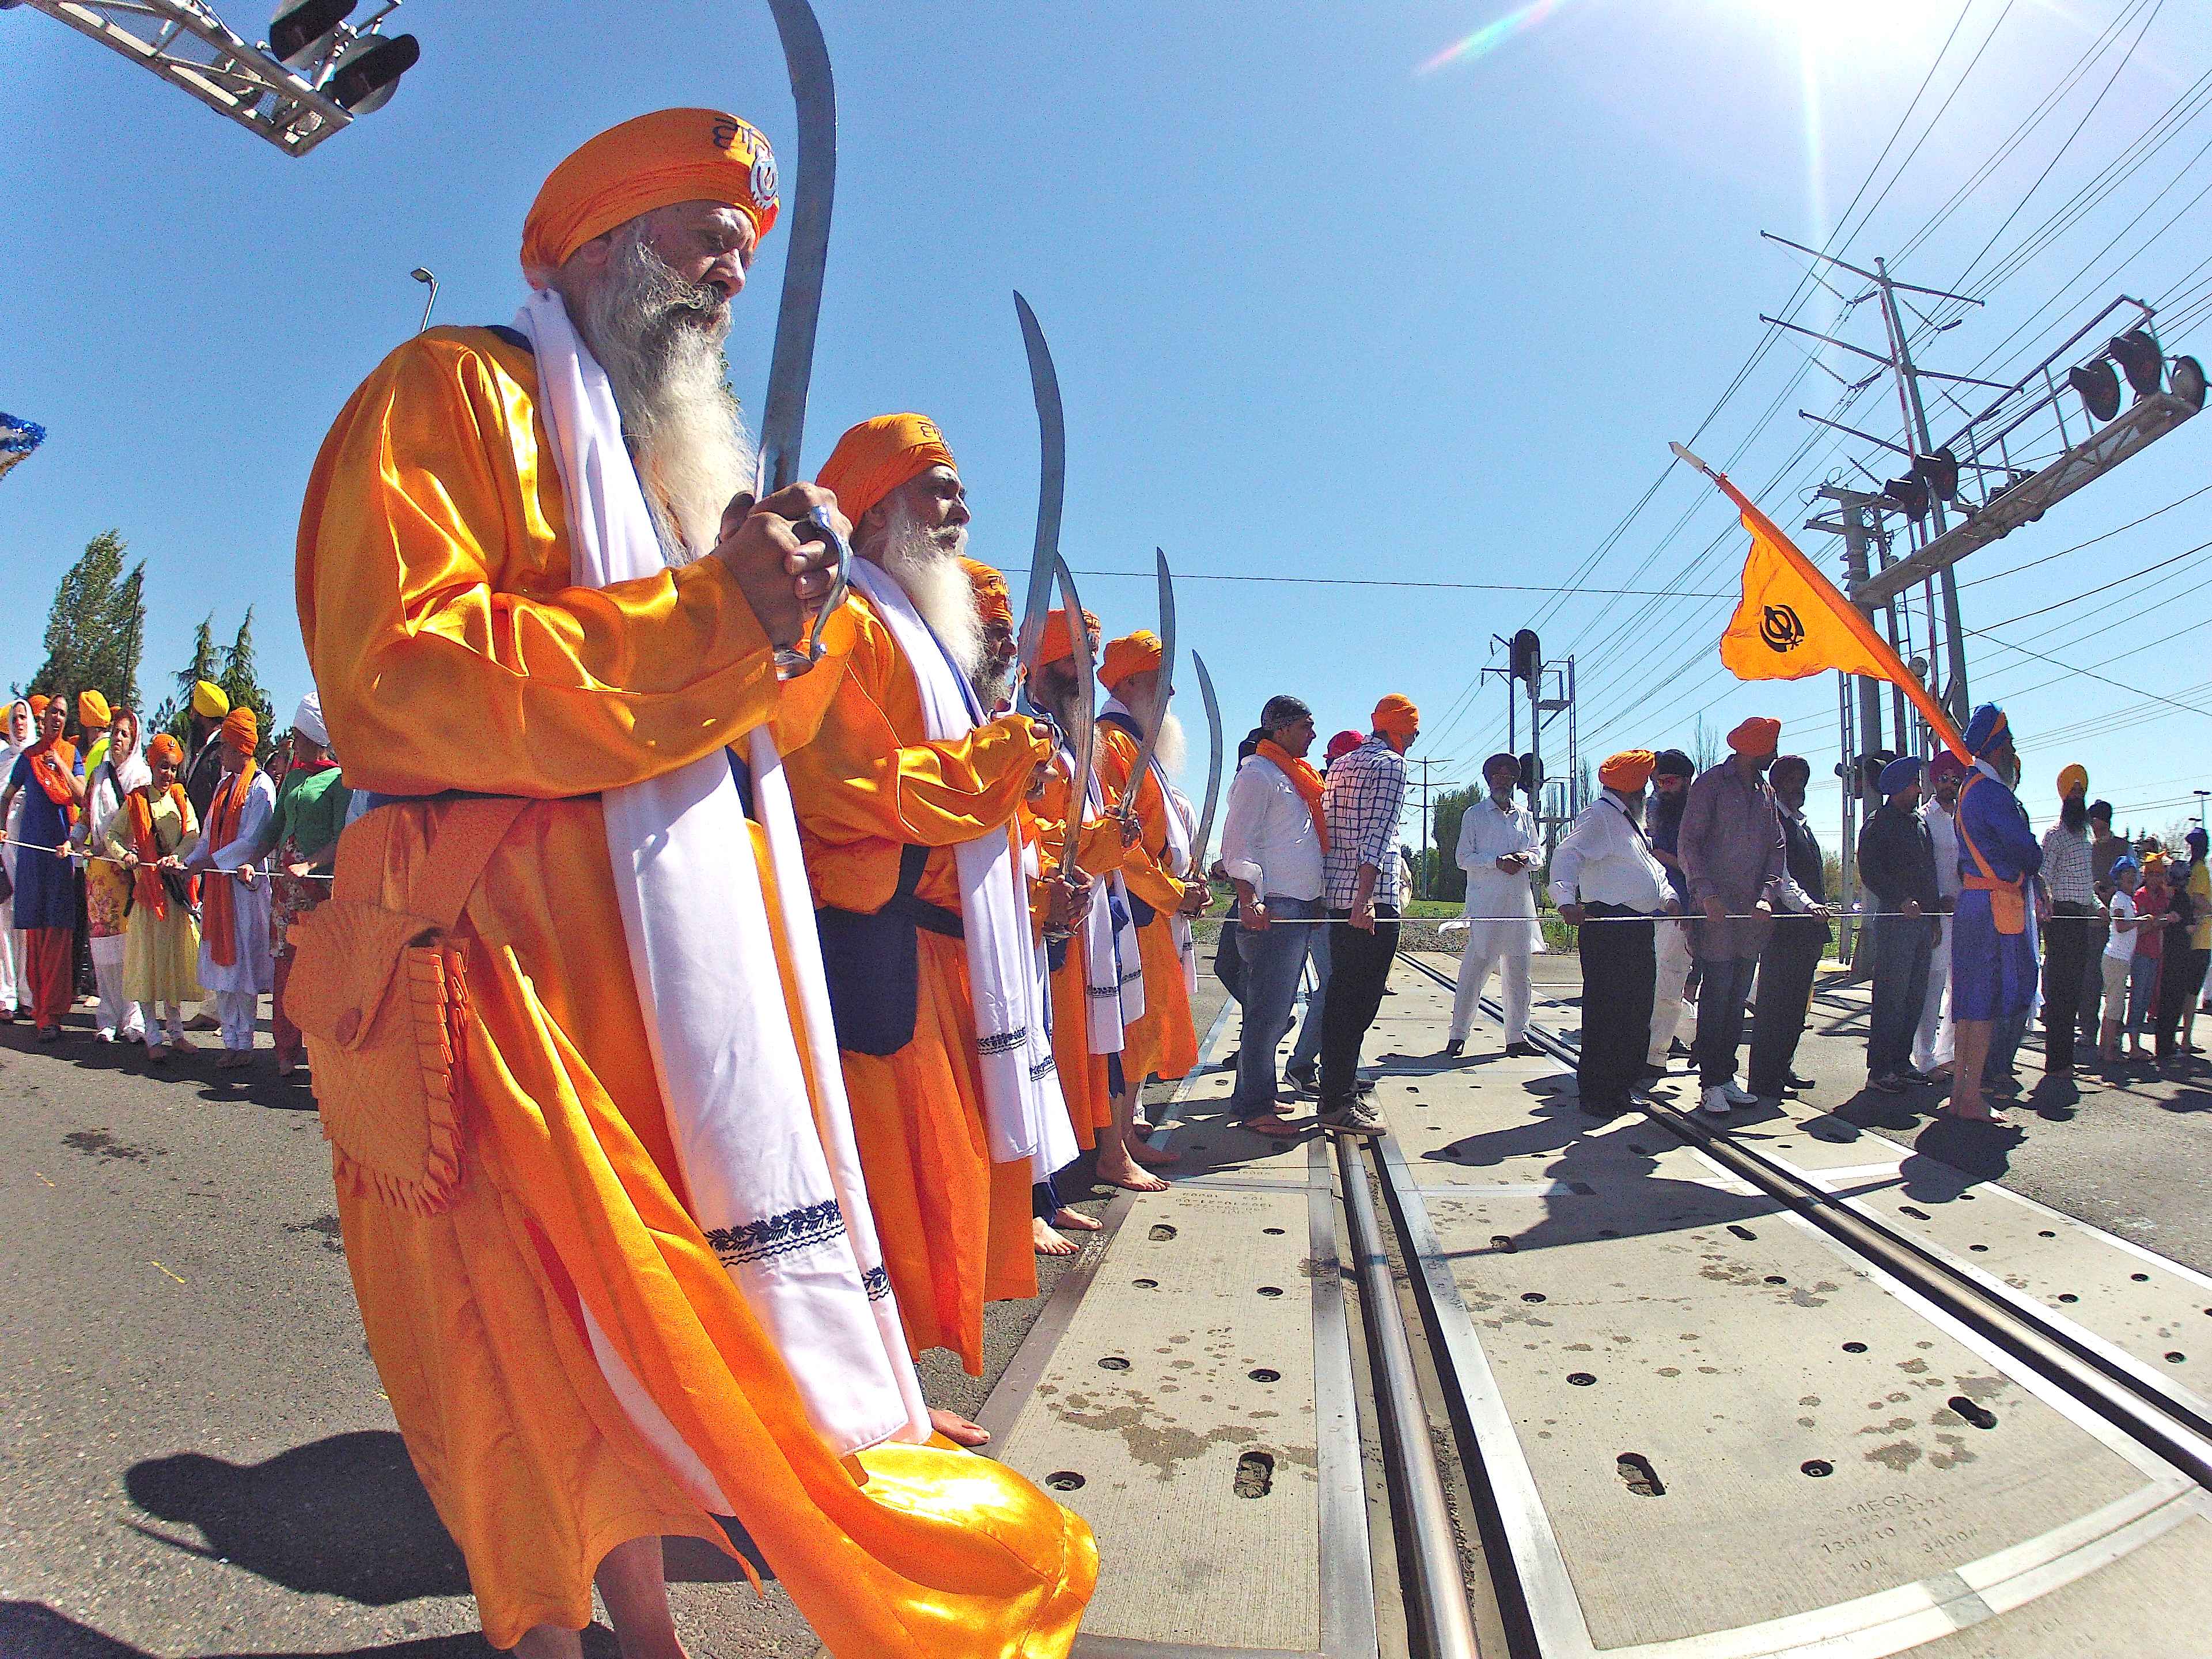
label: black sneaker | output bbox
[1868,1073,1907,1095]
[1317,1096,1387,1137]
[1505,1040,1541,1058]
[1668,1038,1695,1059]
[1441,1039,1464,1058]
[1786,1071,1816,1090]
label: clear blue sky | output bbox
[5,0,2210,853]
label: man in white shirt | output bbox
[1911,750,1965,1077]
[1550,750,1674,1117]
[1446,752,1543,1058]
[1219,695,1326,1135]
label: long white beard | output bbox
[879,501,982,680]
[1153,709,1187,776]
[585,230,757,563]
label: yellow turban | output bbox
[1600,749,1656,791]
[1100,630,1162,690]
[1728,715,1782,755]
[220,707,259,755]
[78,690,111,728]
[2056,763,2088,801]
[521,109,780,276]
[816,414,957,529]
[1372,694,1421,739]
[192,680,230,719]
[146,732,183,766]
[1038,607,1101,669]
[963,559,1012,630]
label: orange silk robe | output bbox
[296,328,1092,1653]
[1096,729,1199,1087]
[775,589,1051,1374]
[1028,767,1135,1152]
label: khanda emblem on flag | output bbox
[1759,603,1805,654]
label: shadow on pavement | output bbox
[0,1599,559,1658]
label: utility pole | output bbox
[1406,757,1458,901]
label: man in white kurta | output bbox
[1446,753,1543,1056]
[183,715,275,1065]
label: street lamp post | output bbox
[2196,790,2208,835]
[410,266,438,333]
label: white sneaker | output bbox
[1721,1078,1757,1105]
[1700,1085,1734,1117]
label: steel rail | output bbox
[1392,950,2212,1491]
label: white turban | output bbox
[292,689,329,749]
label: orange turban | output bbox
[1372,694,1420,738]
[1038,608,1101,668]
[2056,763,2088,800]
[816,413,957,529]
[28,694,49,719]
[220,707,259,755]
[146,733,183,766]
[963,559,1012,630]
[520,109,781,276]
[1100,630,1162,690]
[1600,750,1656,791]
[78,690,111,728]
[1727,715,1782,756]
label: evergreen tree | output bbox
[1428,783,1482,904]
[218,608,276,762]
[159,615,224,745]
[28,529,143,717]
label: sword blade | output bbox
[1053,554,1097,876]
[757,0,838,494]
[1014,291,1065,680]
[1118,546,1176,824]
[1188,650,1225,880]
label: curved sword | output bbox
[760,0,850,677]
[1118,547,1176,828]
[1014,291,1065,683]
[1187,650,1224,880]
[1052,554,1098,878]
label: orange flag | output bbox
[1673,444,1968,762]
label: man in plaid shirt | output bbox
[1315,694,1421,1134]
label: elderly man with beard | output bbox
[1642,748,1697,1077]
[1097,632,1210,1117]
[792,411,1068,1449]
[1677,717,1790,1118]
[1911,752,1966,1079]
[963,558,1020,713]
[296,113,1093,1658]
[1948,705,2041,1126]
[1445,752,1542,1060]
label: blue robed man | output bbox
[1947,703,2040,1126]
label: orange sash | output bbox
[25,738,79,824]
[1956,772,2025,937]
[1256,738,1330,851]
[124,784,190,919]
[201,760,258,966]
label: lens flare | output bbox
[1417,0,1580,75]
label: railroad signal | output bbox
[1510,628,1540,691]
[2109,329,2163,399]
[269,0,352,66]
[2067,332,2203,427]
[325,27,418,112]
[2170,355,2206,413]
[2067,358,2122,425]
[1518,752,1542,794]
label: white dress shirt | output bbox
[1457,794,1543,953]
[1921,796,1962,902]
[1220,751,1324,902]
[1547,789,1669,914]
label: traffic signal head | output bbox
[2173,356,2207,413]
[1880,472,1930,520]
[327,31,419,112]
[2108,329,2164,399]
[1518,752,1542,794]
[270,0,355,68]
[2067,358,2122,425]
[1510,628,1541,690]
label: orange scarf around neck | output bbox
[1256,739,1329,851]
[26,737,79,824]
[125,783,189,920]
[201,760,257,966]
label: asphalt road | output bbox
[0,969,1226,1659]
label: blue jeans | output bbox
[1287,920,1332,1074]
[1232,897,1322,1115]
[1868,913,1933,1078]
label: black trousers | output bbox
[2155,945,2207,1059]
[1318,906,1400,1103]
[1577,905,1656,1110]
[1868,913,1932,1078]
[2041,903,2097,1068]
[1748,922,1825,1095]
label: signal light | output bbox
[1881,472,1930,520]
[1518,752,1542,794]
[327,31,419,112]
[2109,329,2164,399]
[2068,359,2122,425]
[2169,356,2205,413]
[1510,628,1540,691]
[270,0,355,67]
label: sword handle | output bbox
[772,504,854,680]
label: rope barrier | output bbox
[1,835,335,884]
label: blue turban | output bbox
[2109,856,2138,885]
[1963,703,2009,756]
[1880,755,1924,798]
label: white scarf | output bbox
[516,290,928,1476]
[1056,748,1145,1054]
[1102,692,1197,993]
[847,558,1078,1178]
[85,729,150,851]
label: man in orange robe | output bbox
[788,413,1064,1446]
[296,112,1090,1657]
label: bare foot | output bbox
[1128,1117,1156,1137]
[1095,1154,1170,1193]
[1239,1112,1304,1139]
[217,1050,253,1070]
[145,1044,171,1064]
[1051,1207,1103,1233]
[930,1407,990,1447]
[1128,1138,1180,1168]
[1032,1216,1079,1256]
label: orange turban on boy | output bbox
[1372,694,1420,739]
[1600,750,1656,791]
[1728,716,1782,756]
[220,707,259,755]
[963,559,1012,630]
[816,414,957,529]
[521,109,780,276]
[1038,608,1101,668]
[1099,631,1162,690]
